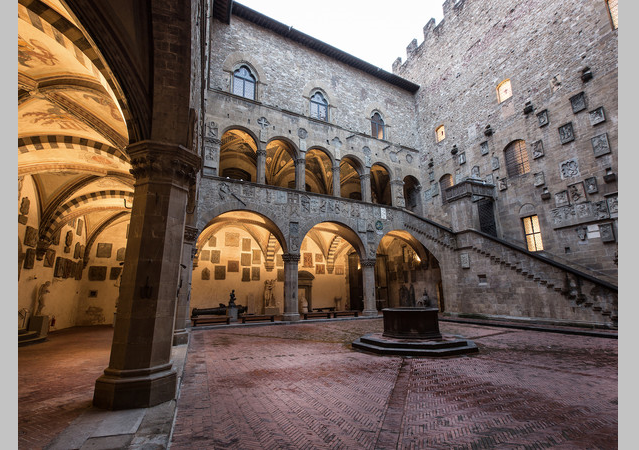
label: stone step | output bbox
[18,330,38,341]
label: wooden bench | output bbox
[332,310,359,318]
[312,307,335,312]
[240,314,276,323]
[302,311,332,320]
[191,315,230,326]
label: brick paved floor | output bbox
[171,320,618,449]
[18,326,112,450]
[17,320,618,449]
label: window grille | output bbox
[504,140,530,177]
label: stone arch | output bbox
[196,205,289,255]
[339,154,364,201]
[403,175,422,212]
[219,128,259,182]
[370,163,392,206]
[298,220,367,262]
[265,136,299,188]
[305,147,334,195]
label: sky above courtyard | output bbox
[234,0,445,72]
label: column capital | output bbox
[360,258,377,267]
[184,225,199,244]
[256,148,267,157]
[359,173,371,181]
[390,179,405,186]
[128,140,202,186]
[332,165,341,174]
[282,253,301,263]
[294,157,306,166]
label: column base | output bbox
[172,329,189,346]
[362,309,380,317]
[282,313,300,322]
[93,363,177,410]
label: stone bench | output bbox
[240,314,276,323]
[302,311,332,320]
[332,310,359,318]
[191,315,230,326]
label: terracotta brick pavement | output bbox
[171,320,618,449]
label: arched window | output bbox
[371,112,385,140]
[496,79,512,103]
[232,65,256,100]
[504,140,530,177]
[439,174,453,192]
[435,125,445,142]
[310,92,328,121]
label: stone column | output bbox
[360,173,372,203]
[332,164,341,197]
[361,258,378,316]
[256,148,267,184]
[172,224,198,346]
[295,157,306,191]
[282,253,301,322]
[390,179,406,208]
[93,140,201,410]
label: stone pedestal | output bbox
[28,315,50,338]
[264,307,280,315]
[382,307,442,340]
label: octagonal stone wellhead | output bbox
[352,307,478,357]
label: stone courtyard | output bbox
[19,317,617,449]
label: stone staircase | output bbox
[404,212,617,327]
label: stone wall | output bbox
[393,0,618,279]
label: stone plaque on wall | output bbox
[251,266,260,280]
[252,249,261,264]
[242,238,251,252]
[214,265,225,280]
[116,247,126,261]
[73,242,81,259]
[480,141,489,155]
[558,123,575,144]
[533,172,545,187]
[594,200,610,220]
[241,253,252,266]
[211,250,221,263]
[591,133,610,157]
[555,190,570,207]
[76,219,83,236]
[225,232,240,247]
[606,194,618,217]
[23,248,35,269]
[227,260,239,272]
[315,264,325,274]
[88,266,107,281]
[110,267,122,280]
[24,226,37,247]
[201,267,211,280]
[276,254,283,267]
[242,268,250,282]
[303,253,313,267]
[200,250,210,262]
[44,249,56,268]
[567,182,586,204]
[52,230,61,246]
[54,257,65,277]
[570,92,586,113]
[335,266,344,275]
[460,253,470,269]
[96,243,112,258]
[537,109,549,127]
[589,107,606,126]
[491,156,500,171]
[599,223,615,242]
[532,140,544,159]
[584,177,598,194]
[277,269,284,282]
[208,235,217,247]
[559,158,580,180]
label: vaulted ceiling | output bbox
[18,0,134,245]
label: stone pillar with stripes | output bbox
[93,140,201,410]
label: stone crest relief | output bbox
[532,140,544,159]
[558,123,575,144]
[559,158,580,180]
[570,92,586,113]
[589,107,605,126]
[537,109,549,127]
[567,182,586,204]
[591,133,611,157]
